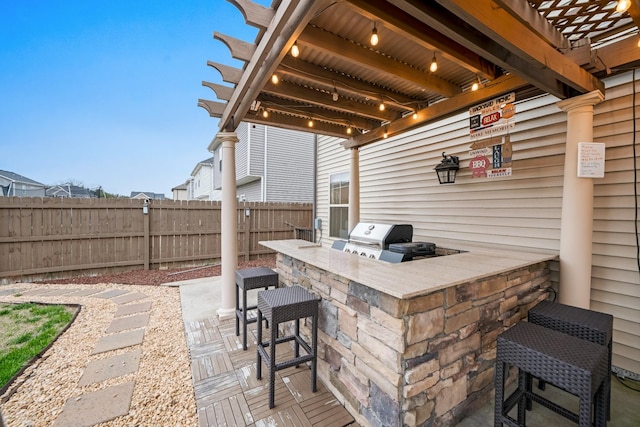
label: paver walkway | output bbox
[0,286,152,427]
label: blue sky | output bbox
[1,0,269,196]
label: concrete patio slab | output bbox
[52,381,135,427]
[78,349,142,386]
[92,329,145,355]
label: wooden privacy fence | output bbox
[0,197,313,283]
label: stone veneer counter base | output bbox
[259,239,557,427]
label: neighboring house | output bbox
[130,191,165,200]
[189,157,216,200]
[171,181,189,201]
[207,123,314,202]
[0,170,46,197]
[46,184,95,198]
[315,71,640,376]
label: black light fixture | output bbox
[434,152,460,184]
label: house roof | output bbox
[191,157,215,176]
[199,0,640,148]
[45,184,94,198]
[130,191,166,200]
[0,170,45,186]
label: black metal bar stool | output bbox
[255,285,319,409]
[528,300,613,419]
[495,321,608,427]
[235,267,279,350]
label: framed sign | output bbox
[577,142,605,178]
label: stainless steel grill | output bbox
[332,222,435,263]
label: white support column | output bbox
[348,147,360,233]
[217,132,239,320]
[557,90,604,309]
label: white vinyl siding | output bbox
[316,136,351,244]
[237,180,262,202]
[264,126,315,202]
[236,123,250,180]
[315,70,640,375]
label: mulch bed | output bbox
[38,256,276,286]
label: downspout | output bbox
[313,133,318,242]
[263,125,268,202]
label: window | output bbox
[329,172,349,238]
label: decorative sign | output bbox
[487,167,512,178]
[469,92,516,138]
[468,135,513,180]
[577,142,605,178]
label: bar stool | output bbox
[256,285,319,408]
[528,300,613,419]
[494,321,608,427]
[235,267,279,350]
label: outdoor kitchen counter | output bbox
[259,239,557,299]
[259,239,557,426]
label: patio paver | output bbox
[92,329,145,354]
[52,381,135,427]
[111,292,148,305]
[78,349,142,386]
[105,312,150,333]
[114,301,152,317]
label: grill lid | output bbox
[348,222,413,248]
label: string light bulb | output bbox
[347,126,352,135]
[379,100,385,111]
[429,53,438,73]
[308,119,314,128]
[413,111,418,120]
[271,73,279,84]
[370,24,379,46]
[262,109,269,118]
[383,128,388,138]
[616,0,631,13]
[471,76,481,91]
[332,86,339,102]
[291,41,299,58]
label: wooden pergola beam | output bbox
[435,0,604,97]
[346,0,499,80]
[261,80,401,122]
[345,73,530,148]
[278,57,420,111]
[298,26,463,98]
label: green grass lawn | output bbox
[0,302,77,390]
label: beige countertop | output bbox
[260,239,558,299]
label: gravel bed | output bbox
[0,257,276,426]
[0,283,197,426]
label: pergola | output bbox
[198,0,640,318]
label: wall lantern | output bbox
[434,152,460,184]
[142,199,149,215]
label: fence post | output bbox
[244,207,250,262]
[143,201,150,270]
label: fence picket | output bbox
[0,197,313,282]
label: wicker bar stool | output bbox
[235,267,279,351]
[495,321,608,427]
[256,285,319,409]
[528,300,613,419]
